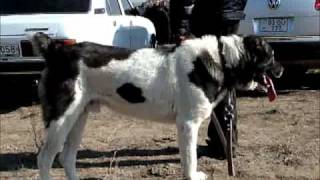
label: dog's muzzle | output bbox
[256,61,284,102]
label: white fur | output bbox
[38,35,244,180]
[220,35,244,69]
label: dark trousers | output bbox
[206,89,238,158]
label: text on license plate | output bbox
[0,44,20,57]
[258,18,289,32]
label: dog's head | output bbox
[237,35,284,101]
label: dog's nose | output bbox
[271,62,284,78]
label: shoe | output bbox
[203,139,227,160]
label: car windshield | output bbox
[0,0,90,14]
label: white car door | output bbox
[120,0,155,49]
[105,0,131,48]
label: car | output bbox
[0,0,156,76]
[238,0,320,73]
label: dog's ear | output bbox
[243,35,273,63]
[243,35,265,55]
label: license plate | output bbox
[258,18,289,32]
[0,44,20,57]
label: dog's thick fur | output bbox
[33,33,282,180]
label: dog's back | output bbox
[33,33,177,123]
[33,33,220,126]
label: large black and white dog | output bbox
[33,32,283,180]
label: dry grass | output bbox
[0,90,319,179]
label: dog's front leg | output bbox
[176,119,207,180]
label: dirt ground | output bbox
[0,78,319,180]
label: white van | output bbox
[0,0,156,75]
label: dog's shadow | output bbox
[76,147,180,168]
[0,147,180,171]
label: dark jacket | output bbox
[170,0,247,37]
[169,0,194,36]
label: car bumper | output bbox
[264,37,320,68]
[0,58,44,76]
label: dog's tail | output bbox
[31,32,79,72]
[32,33,80,128]
[31,32,53,58]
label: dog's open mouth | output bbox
[257,75,277,102]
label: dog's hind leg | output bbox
[176,118,207,180]
[38,92,88,180]
[58,108,88,180]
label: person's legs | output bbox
[206,89,237,159]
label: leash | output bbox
[225,92,235,176]
[210,90,235,176]
[215,37,236,176]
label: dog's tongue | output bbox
[264,75,277,102]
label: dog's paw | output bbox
[188,171,207,180]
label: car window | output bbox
[106,0,122,15]
[121,0,133,15]
[0,0,90,14]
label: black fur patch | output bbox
[78,42,135,68]
[39,43,80,128]
[116,83,146,103]
[188,50,222,103]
